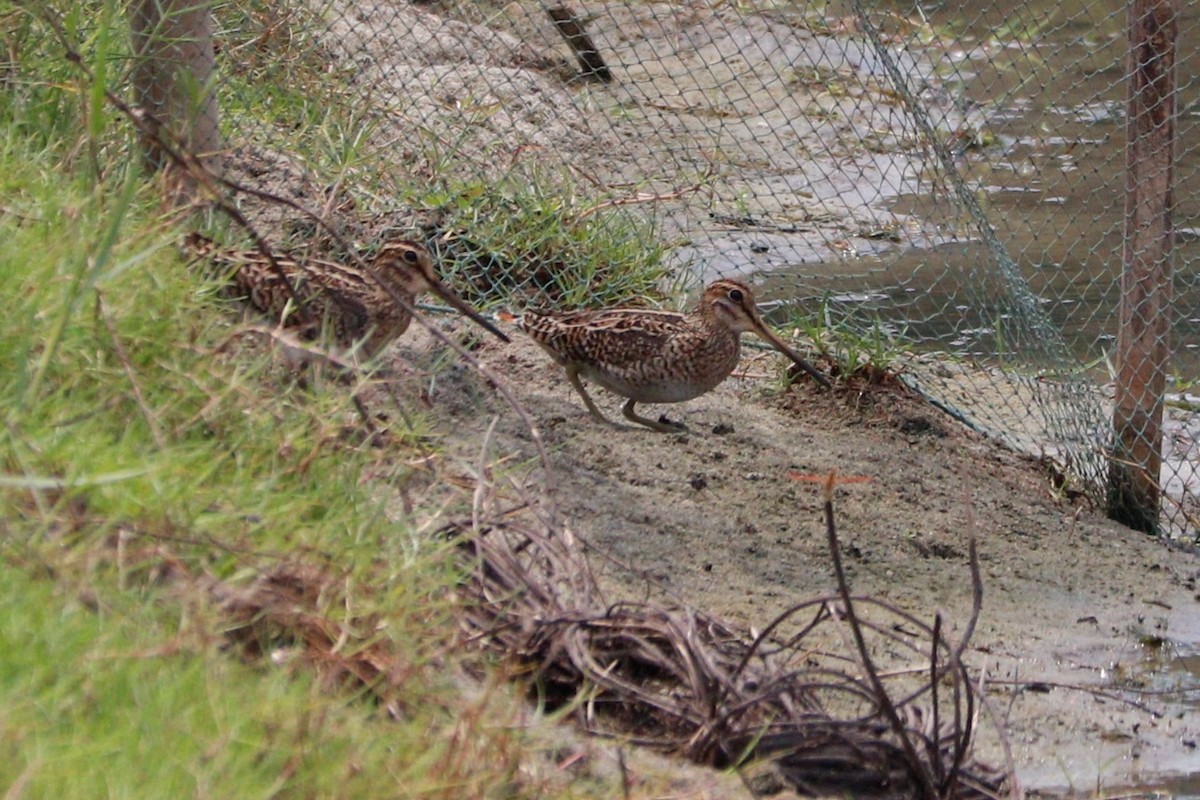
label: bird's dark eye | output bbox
[402,249,419,264]
[728,288,744,302]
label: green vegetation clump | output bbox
[785,297,906,385]
[409,169,675,309]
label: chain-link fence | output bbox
[92,1,1200,535]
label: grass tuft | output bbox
[786,297,907,385]
[412,166,674,309]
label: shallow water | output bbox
[868,0,1200,377]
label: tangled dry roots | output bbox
[447,494,1007,800]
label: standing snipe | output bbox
[510,279,830,432]
[184,233,508,357]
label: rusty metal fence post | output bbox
[1107,0,1178,533]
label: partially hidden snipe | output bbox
[511,279,830,432]
[184,233,508,358]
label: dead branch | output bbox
[823,470,940,798]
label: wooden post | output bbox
[129,0,219,184]
[547,6,613,83]
[1107,0,1177,533]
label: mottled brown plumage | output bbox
[184,233,508,357]
[513,279,830,431]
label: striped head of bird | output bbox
[699,279,831,388]
[372,241,509,343]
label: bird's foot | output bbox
[628,414,687,433]
[655,414,688,433]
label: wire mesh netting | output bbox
[169,1,1200,536]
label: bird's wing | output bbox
[522,309,685,369]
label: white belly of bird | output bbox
[580,361,733,404]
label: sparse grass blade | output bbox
[785,295,905,384]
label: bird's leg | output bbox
[566,365,613,425]
[622,398,687,433]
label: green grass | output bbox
[0,563,445,799]
[0,56,546,800]
[786,297,907,385]
[408,165,674,308]
[212,0,361,147]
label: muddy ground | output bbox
[368,322,1200,795]
[222,0,1200,792]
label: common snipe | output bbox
[510,279,830,432]
[184,233,508,358]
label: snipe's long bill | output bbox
[374,240,510,345]
[512,278,830,432]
